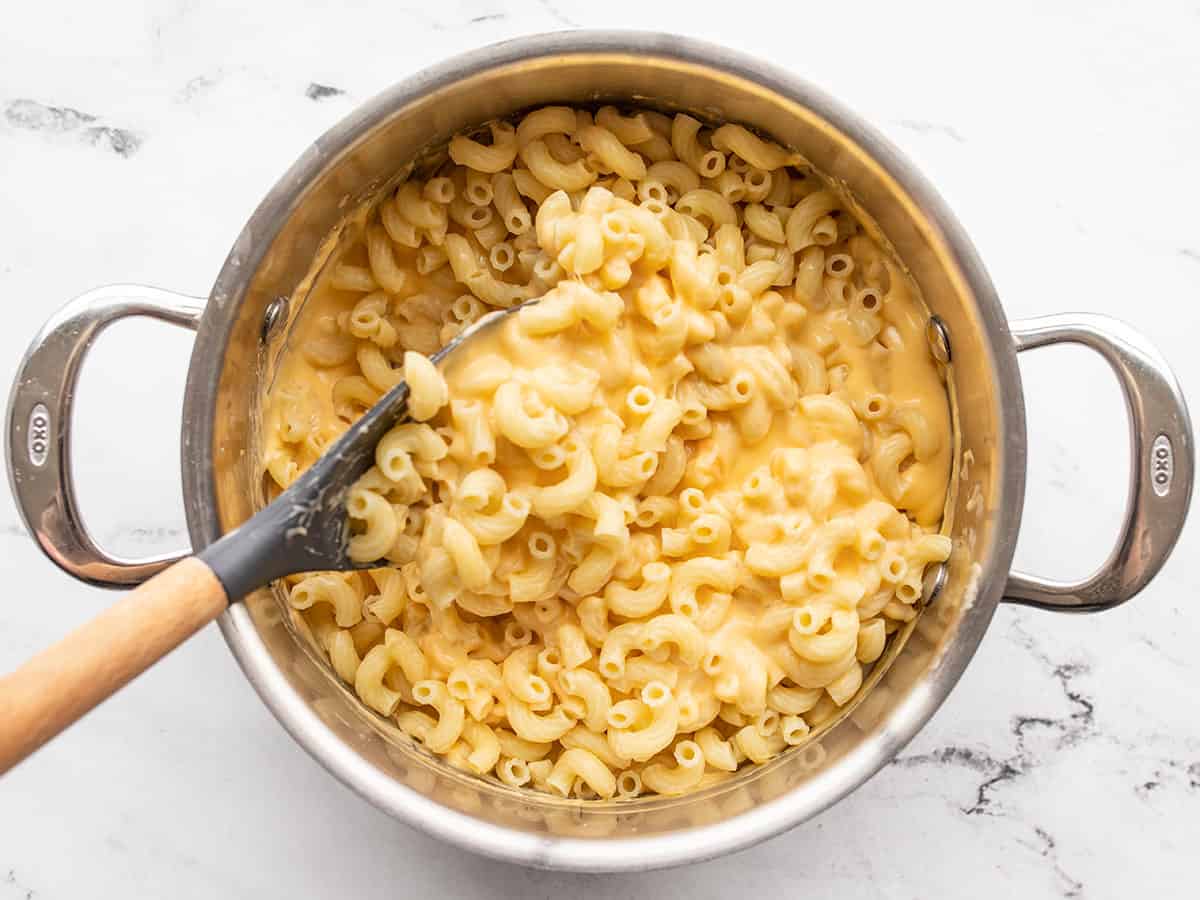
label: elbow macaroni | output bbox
[265,104,954,799]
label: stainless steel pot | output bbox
[6,31,1193,871]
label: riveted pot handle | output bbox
[5,285,205,588]
[1005,314,1193,611]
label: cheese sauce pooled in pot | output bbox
[261,104,952,799]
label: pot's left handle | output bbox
[6,285,205,588]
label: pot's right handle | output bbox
[6,285,205,589]
[1005,314,1193,611]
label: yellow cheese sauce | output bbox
[261,106,952,799]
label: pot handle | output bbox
[6,285,205,588]
[1004,314,1193,611]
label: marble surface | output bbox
[1,1,1197,897]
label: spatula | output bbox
[0,302,530,774]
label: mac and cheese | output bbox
[263,105,953,800]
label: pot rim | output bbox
[180,29,1026,871]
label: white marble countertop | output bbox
[1,1,1197,897]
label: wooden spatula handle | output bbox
[0,557,229,774]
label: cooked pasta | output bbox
[262,105,954,800]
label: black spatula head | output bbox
[197,303,526,599]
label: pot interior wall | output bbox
[196,43,1016,845]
